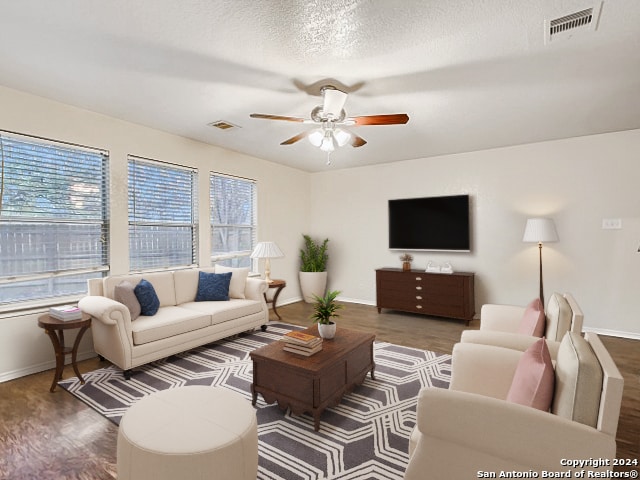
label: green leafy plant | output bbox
[300,234,329,272]
[310,290,344,325]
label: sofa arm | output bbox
[407,387,615,477]
[244,277,268,301]
[480,304,526,332]
[78,295,134,370]
[460,330,561,359]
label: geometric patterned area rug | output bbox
[59,322,451,480]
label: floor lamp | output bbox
[522,218,559,306]
[250,241,284,283]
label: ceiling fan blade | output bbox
[250,113,305,122]
[350,114,409,126]
[280,131,309,145]
[322,87,348,118]
[350,134,367,147]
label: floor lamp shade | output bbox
[523,218,558,305]
[250,242,284,283]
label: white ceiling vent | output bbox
[545,2,602,43]
[208,120,240,131]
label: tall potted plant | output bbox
[311,290,343,339]
[299,234,329,303]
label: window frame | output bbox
[0,130,110,312]
[209,172,257,270]
[127,155,198,273]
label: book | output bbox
[282,331,322,347]
[283,343,323,357]
[49,305,82,321]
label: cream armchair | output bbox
[404,332,623,479]
[460,292,583,358]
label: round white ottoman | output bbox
[117,386,258,480]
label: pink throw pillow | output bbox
[518,297,545,337]
[506,338,555,411]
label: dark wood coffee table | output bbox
[250,324,375,431]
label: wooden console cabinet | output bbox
[376,268,475,324]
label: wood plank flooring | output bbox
[1,301,638,479]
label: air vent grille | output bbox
[208,120,239,130]
[545,2,602,43]
[550,8,593,36]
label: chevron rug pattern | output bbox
[59,323,451,480]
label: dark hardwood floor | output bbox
[1,301,638,479]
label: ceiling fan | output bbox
[250,85,409,164]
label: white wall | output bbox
[0,85,310,382]
[309,129,640,338]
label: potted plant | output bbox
[311,290,343,339]
[400,253,413,271]
[299,234,329,303]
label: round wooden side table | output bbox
[37,313,91,392]
[265,279,286,321]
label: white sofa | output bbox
[78,268,269,378]
[404,332,624,479]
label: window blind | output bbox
[128,156,198,271]
[210,173,256,268]
[0,132,109,306]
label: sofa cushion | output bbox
[545,293,572,342]
[174,268,216,304]
[114,281,141,321]
[552,332,603,428]
[103,271,176,307]
[131,306,211,345]
[195,271,232,302]
[181,299,263,325]
[214,265,249,299]
[517,298,545,337]
[134,279,161,316]
[506,337,555,411]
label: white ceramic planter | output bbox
[299,271,328,303]
[317,322,336,339]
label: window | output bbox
[0,131,109,308]
[210,173,256,268]
[128,156,197,271]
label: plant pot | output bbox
[317,322,336,339]
[402,261,411,271]
[299,271,328,303]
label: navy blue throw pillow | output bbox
[134,279,160,316]
[195,271,232,302]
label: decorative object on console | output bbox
[440,261,453,274]
[426,261,440,273]
[299,234,329,303]
[250,241,284,284]
[310,289,343,339]
[522,217,559,305]
[399,253,413,271]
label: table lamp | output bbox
[250,241,284,283]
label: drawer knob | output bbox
[416,286,422,290]
[416,295,422,300]
[415,276,422,281]
[416,305,422,309]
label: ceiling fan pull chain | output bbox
[326,151,332,165]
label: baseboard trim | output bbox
[583,326,640,341]
[0,350,97,384]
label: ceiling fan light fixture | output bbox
[308,129,323,147]
[334,128,351,147]
[320,133,335,152]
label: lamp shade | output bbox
[250,241,284,259]
[522,218,559,243]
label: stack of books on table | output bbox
[282,330,323,356]
[49,305,83,321]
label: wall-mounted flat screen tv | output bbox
[388,194,471,251]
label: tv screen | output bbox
[388,195,471,251]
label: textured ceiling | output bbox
[1,1,639,172]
